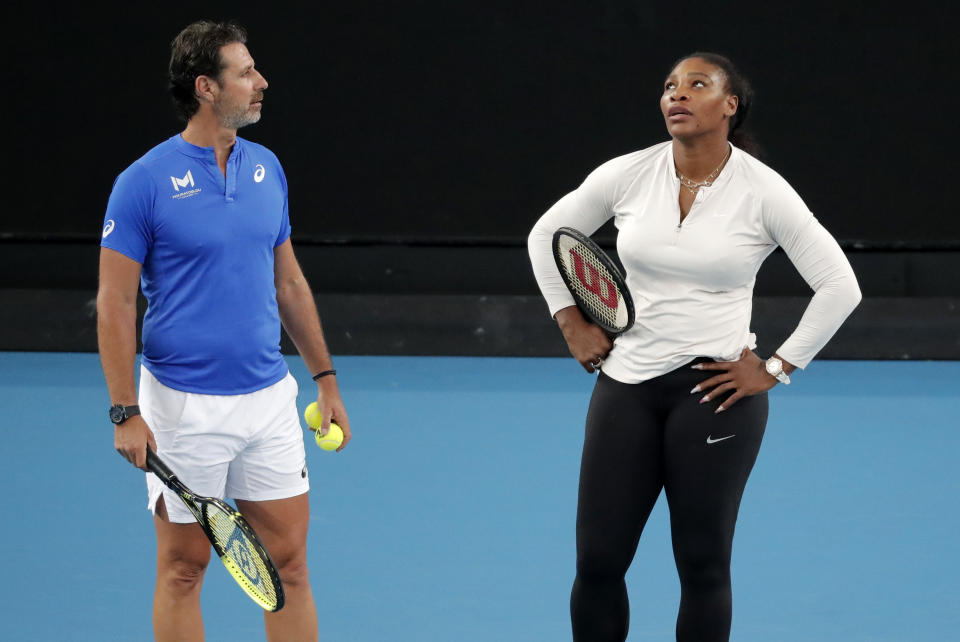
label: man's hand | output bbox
[316,378,351,452]
[115,415,157,469]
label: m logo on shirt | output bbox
[170,170,195,192]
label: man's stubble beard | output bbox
[215,95,261,130]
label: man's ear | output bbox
[194,75,218,106]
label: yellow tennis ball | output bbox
[303,402,323,429]
[315,422,344,451]
[304,402,343,451]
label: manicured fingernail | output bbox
[699,395,710,404]
[715,406,726,414]
[691,364,703,370]
[690,385,701,393]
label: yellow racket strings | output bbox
[207,506,280,610]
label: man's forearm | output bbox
[277,279,334,376]
[97,291,140,405]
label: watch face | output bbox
[766,359,781,375]
[109,405,125,423]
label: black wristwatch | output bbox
[109,404,141,425]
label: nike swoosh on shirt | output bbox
[706,434,735,444]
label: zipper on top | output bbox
[674,189,705,243]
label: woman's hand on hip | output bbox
[691,348,778,413]
[555,306,613,373]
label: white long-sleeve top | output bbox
[528,141,862,384]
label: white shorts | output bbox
[140,366,309,524]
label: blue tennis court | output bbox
[1,352,957,641]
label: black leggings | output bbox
[571,359,768,642]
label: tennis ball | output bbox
[303,401,323,429]
[315,422,344,451]
[304,402,344,451]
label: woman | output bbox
[527,52,861,641]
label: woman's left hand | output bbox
[691,348,778,413]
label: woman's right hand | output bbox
[555,306,613,373]
[115,416,157,470]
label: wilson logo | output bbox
[170,170,195,192]
[570,249,618,309]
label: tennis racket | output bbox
[146,449,285,612]
[551,226,634,335]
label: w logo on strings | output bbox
[570,248,618,310]
[170,170,195,192]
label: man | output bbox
[97,21,348,641]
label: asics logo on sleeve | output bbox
[170,170,195,191]
[254,164,265,183]
[102,220,115,238]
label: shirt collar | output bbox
[173,134,244,161]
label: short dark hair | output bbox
[670,52,759,156]
[168,20,247,122]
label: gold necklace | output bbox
[676,147,731,195]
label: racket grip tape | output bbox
[145,448,177,483]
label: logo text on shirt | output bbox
[170,169,201,199]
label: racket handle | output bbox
[145,448,177,483]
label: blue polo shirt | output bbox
[101,134,291,394]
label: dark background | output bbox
[3,2,958,356]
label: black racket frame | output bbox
[146,449,286,612]
[551,226,635,335]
